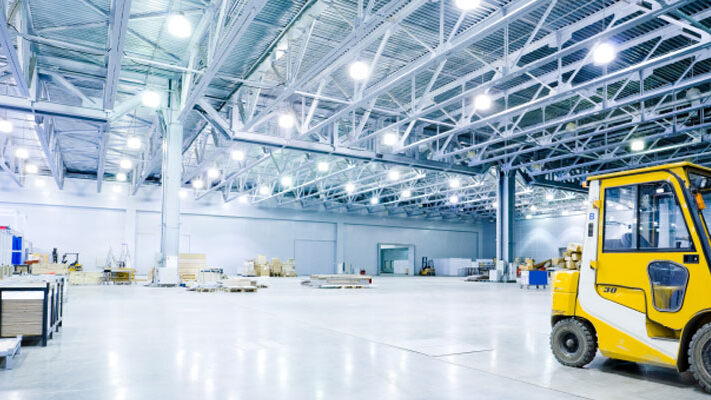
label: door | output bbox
[597,170,701,332]
[294,239,336,276]
[378,244,414,275]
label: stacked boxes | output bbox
[242,261,255,276]
[246,256,297,277]
[254,255,270,277]
[270,258,282,276]
[563,243,583,270]
[282,259,297,277]
[519,258,536,271]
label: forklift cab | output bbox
[550,162,711,393]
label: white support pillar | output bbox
[335,221,344,272]
[124,205,136,269]
[158,80,182,284]
[496,168,515,281]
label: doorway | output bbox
[378,243,415,276]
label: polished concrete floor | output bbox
[0,277,705,399]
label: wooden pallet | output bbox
[306,274,372,288]
[318,284,369,289]
[223,286,257,293]
[192,287,220,293]
[190,286,258,293]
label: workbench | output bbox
[102,268,136,285]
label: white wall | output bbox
[0,174,492,275]
[514,214,586,260]
[0,205,126,267]
[344,224,480,275]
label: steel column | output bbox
[496,168,515,272]
[159,84,182,282]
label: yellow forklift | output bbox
[61,252,83,272]
[419,257,435,276]
[550,162,711,392]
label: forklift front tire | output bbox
[550,318,597,368]
[688,322,711,393]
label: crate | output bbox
[178,254,206,282]
[0,276,65,346]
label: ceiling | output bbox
[0,0,709,221]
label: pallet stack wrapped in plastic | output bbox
[282,259,297,277]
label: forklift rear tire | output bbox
[688,322,711,393]
[550,318,597,368]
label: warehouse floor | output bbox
[0,277,703,399]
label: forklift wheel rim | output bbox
[560,332,580,356]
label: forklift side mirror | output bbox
[696,192,706,211]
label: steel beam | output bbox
[178,0,269,121]
[35,117,64,189]
[0,5,29,97]
[0,93,109,123]
[299,0,547,141]
[190,102,484,188]
[104,0,132,110]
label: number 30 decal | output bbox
[602,286,618,294]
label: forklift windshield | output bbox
[688,170,711,239]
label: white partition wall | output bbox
[0,174,491,274]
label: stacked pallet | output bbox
[178,254,206,282]
[306,274,372,288]
[68,271,103,285]
[187,277,260,293]
[221,277,258,292]
[31,263,68,275]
